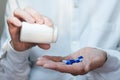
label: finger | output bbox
[7,16,22,27]
[43,61,75,73]
[64,55,74,60]
[36,57,51,66]
[24,7,44,24]
[37,44,50,50]
[14,8,35,23]
[36,56,63,66]
[43,16,53,27]
[42,55,64,62]
[41,59,73,72]
[7,16,22,40]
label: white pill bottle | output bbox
[20,22,58,43]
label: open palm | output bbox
[36,47,107,75]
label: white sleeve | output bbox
[0,41,31,80]
[92,48,120,80]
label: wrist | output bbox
[10,41,27,52]
[7,41,30,63]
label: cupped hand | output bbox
[36,47,107,75]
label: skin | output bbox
[7,7,107,76]
[7,7,53,51]
[36,47,107,76]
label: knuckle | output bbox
[7,17,17,24]
[28,8,38,15]
[7,16,12,22]
[32,11,40,17]
[7,16,15,24]
[24,7,33,13]
[14,8,20,15]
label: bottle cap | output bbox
[52,26,58,42]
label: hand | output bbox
[7,7,53,51]
[36,47,107,75]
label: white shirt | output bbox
[1,0,120,80]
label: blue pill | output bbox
[78,56,83,59]
[62,56,84,65]
[69,59,76,63]
[75,58,83,63]
[75,59,81,63]
[62,59,75,65]
[62,60,72,65]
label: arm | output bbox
[0,41,31,80]
[0,3,52,80]
[0,6,53,80]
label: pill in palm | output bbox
[62,59,76,65]
[62,56,83,65]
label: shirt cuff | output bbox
[6,41,30,63]
[94,48,119,73]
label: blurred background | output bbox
[0,0,7,37]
